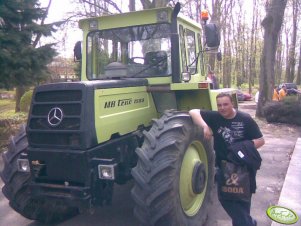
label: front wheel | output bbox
[131,111,215,226]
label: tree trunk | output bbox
[287,0,298,82]
[275,34,283,85]
[140,0,169,9]
[249,0,258,94]
[207,0,222,72]
[256,0,288,118]
[285,31,290,81]
[297,39,301,85]
[221,0,235,88]
[129,0,135,11]
[15,86,26,113]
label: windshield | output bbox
[86,23,172,80]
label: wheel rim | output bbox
[179,141,208,216]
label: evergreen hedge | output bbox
[20,90,33,113]
[263,96,301,126]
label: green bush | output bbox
[263,96,301,125]
[20,90,33,113]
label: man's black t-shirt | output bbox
[200,110,263,167]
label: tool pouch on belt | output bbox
[217,160,251,202]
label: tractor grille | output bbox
[27,89,84,149]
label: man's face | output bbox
[217,96,234,119]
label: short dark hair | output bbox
[216,92,233,102]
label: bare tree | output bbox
[73,0,171,16]
[275,34,284,85]
[221,0,235,88]
[129,0,136,11]
[256,0,288,117]
[297,39,301,85]
[286,0,298,82]
[284,24,290,81]
[140,0,170,9]
[72,0,122,17]
[248,0,259,93]
[233,1,245,88]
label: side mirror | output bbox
[217,51,222,61]
[204,23,220,48]
[74,41,82,61]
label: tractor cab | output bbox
[76,4,220,85]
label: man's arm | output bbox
[252,137,265,149]
[246,116,265,149]
[189,109,212,140]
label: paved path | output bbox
[206,132,299,226]
[271,138,301,226]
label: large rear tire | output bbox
[131,111,215,226]
[0,125,79,224]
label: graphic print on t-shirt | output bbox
[217,122,245,145]
[217,127,234,144]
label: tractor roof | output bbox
[79,7,174,32]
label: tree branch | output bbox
[104,0,122,13]
[33,0,52,47]
[81,0,122,14]
[140,0,152,9]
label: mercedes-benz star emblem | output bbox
[47,107,64,127]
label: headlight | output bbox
[17,159,30,172]
[98,164,116,180]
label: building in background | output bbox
[48,57,78,82]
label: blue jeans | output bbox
[218,198,256,226]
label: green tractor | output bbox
[1,3,237,226]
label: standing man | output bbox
[272,86,279,101]
[207,70,219,89]
[189,93,265,226]
[278,84,287,100]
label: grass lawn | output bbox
[0,98,27,120]
[0,97,27,152]
[0,98,15,114]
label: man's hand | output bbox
[189,109,212,140]
[203,125,213,140]
[252,137,265,149]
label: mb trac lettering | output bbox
[104,98,145,108]
[104,101,116,108]
[118,98,132,106]
[134,98,144,103]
